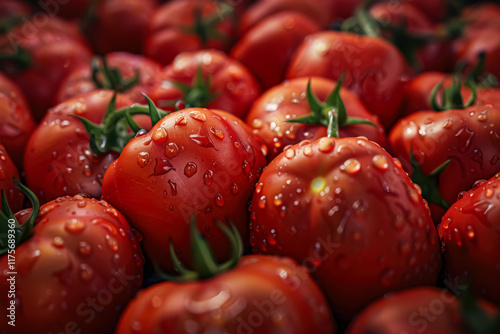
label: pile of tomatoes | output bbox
[1,0,500,333]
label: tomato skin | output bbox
[101,108,267,273]
[0,145,23,212]
[346,287,497,334]
[231,11,321,90]
[0,16,92,122]
[402,0,448,23]
[84,0,157,54]
[0,0,31,19]
[149,50,260,120]
[56,52,163,104]
[403,71,450,115]
[439,174,500,305]
[245,77,386,161]
[0,73,35,169]
[286,31,410,128]
[144,0,235,66]
[389,105,500,222]
[250,137,441,320]
[24,90,136,205]
[0,194,144,334]
[116,255,336,334]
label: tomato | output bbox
[0,145,23,213]
[56,52,163,104]
[149,50,260,120]
[0,0,31,20]
[286,31,411,128]
[389,105,500,223]
[249,136,441,320]
[0,73,35,169]
[240,0,331,34]
[24,90,138,204]
[439,174,500,305]
[101,107,267,273]
[346,287,498,334]
[461,2,500,35]
[0,16,92,121]
[402,0,448,23]
[144,0,236,66]
[328,0,363,21]
[231,11,321,89]
[245,76,386,161]
[116,254,335,334]
[0,193,144,334]
[83,0,157,54]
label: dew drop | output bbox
[273,195,282,207]
[152,127,168,143]
[372,155,388,171]
[204,170,213,186]
[340,159,361,175]
[105,207,119,217]
[106,235,119,251]
[215,194,224,207]
[175,115,187,125]
[252,119,263,129]
[231,183,239,195]
[303,144,313,157]
[165,142,180,159]
[210,127,224,139]
[79,241,91,256]
[65,219,85,233]
[137,152,149,168]
[189,110,207,122]
[52,237,64,248]
[318,137,335,153]
[258,195,267,209]
[242,160,250,175]
[284,148,295,159]
[168,179,177,196]
[184,162,197,178]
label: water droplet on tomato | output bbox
[443,118,453,129]
[267,229,277,246]
[164,142,180,159]
[340,159,361,175]
[190,125,215,148]
[151,158,175,176]
[318,137,335,153]
[105,207,119,217]
[231,183,239,195]
[189,110,207,122]
[477,110,487,122]
[256,183,263,194]
[466,225,475,239]
[204,170,213,185]
[152,127,168,143]
[137,152,149,168]
[456,126,475,152]
[52,236,65,248]
[65,219,85,233]
[372,155,388,171]
[284,148,295,159]
[184,162,197,178]
[106,235,119,251]
[252,118,263,129]
[258,195,267,209]
[169,179,177,196]
[175,115,187,125]
[215,194,224,207]
[79,241,91,256]
[242,160,250,175]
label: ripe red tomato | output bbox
[0,145,23,212]
[83,0,157,54]
[149,50,260,119]
[231,11,321,90]
[116,254,336,334]
[0,194,144,333]
[439,174,500,305]
[402,0,448,23]
[101,107,267,273]
[286,31,411,128]
[346,287,498,334]
[144,0,236,65]
[249,136,441,320]
[0,0,31,20]
[245,76,386,161]
[0,73,35,169]
[0,16,92,121]
[24,90,137,204]
[56,52,163,104]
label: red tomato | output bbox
[286,31,411,128]
[83,0,157,54]
[402,0,448,23]
[389,105,500,223]
[101,108,267,273]
[461,2,500,34]
[245,77,386,161]
[24,90,137,204]
[0,194,144,333]
[0,16,92,121]
[56,52,163,104]
[439,174,500,305]
[0,145,23,212]
[144,0,236,65]
[231,11,321,89]
[403,71,451,115]
[116,255,336,334]
[346,287,497,334]
[0,0,31,20]
[0,73,35,169]
[149,50,260,119]
[250,136,441,320]
[328,0,364,21]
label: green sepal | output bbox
[154,215,243,282]
[0,16,23,34]
[409,145,450,209]
[91,56,140,93]
[0,45,32,71]
[0,179,39,255]
[429,77,477,111]
[285,74,376,138]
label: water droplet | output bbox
[135,129,148,137]
[258,195,267,209]
[466,225,475,239]
[105,207,119,217]
[303,144,313,157]
[80,264,93,281]
[79,241,91,256]
[152,127,168,143]
[443,118,453,129]
[407,185,420,203]
[284,148,295,159]
[52,237,64,248]
[65,219,85,233]
[456,126,475,153]
[393,158,402,168]
[106,235,119,251]
[242,160,250,175]
[184,162,197,178]
[372,155,388,171]
[190,125,215,148]
[169,180,177,195]
[256,183,263,194]
[485,187,494,198]
[252,118,263,129]
[318,137,335,153]
[477,110,487,122]
[165,143,180,159]
[267,229,277,246]
[137,152,149,168]
[273,195,283,207]
[340,159,361,175]
[189,110,207,122]
[231,183,239,195]
[204,170,213,186]
[215,194,224,207]
[472,149,483,167]
[210,127,224,139]
[175,115,187,125]
[151,158,176,176]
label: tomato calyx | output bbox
[154,216,243,282]
[73,93,168,156]
[460,285,500,334]
[463,51,498,88]
[0,178,39,255]
[409,145,450,210]
[177,2,233,46]
[429,77,477,111]
[286,74,376,138]
[91,56,140,93]
[0,16,24,34]
[161,65,219,110]
[0,44,32,72]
